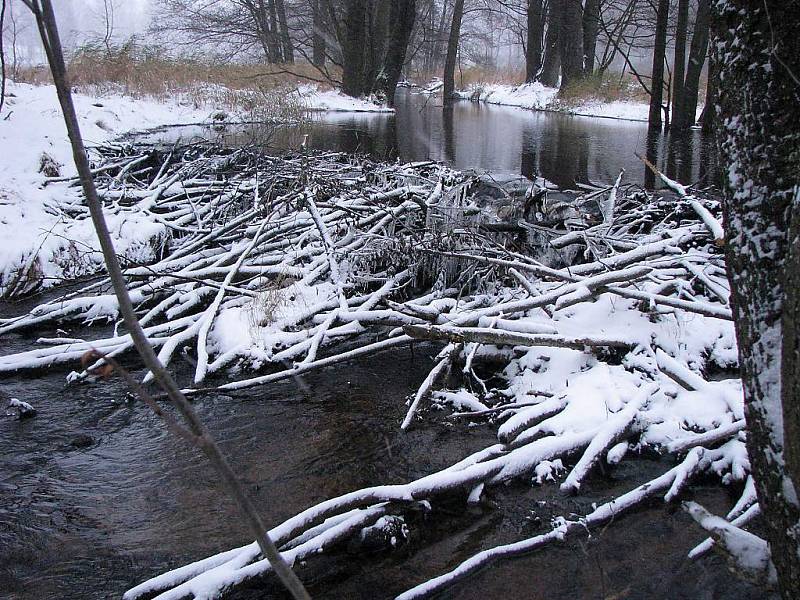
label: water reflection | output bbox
[138,90,719,190]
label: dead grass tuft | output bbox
[38,153,61,177]
[246,274,298,330]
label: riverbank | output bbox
[452,81,651,122]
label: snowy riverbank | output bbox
[454,82,651,121]
[0,81,391,297]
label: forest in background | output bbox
[3,0,712,130]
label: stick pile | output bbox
[0,146,753,599]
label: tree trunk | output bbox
[252,0,280,63]
[582,0,600,75]
[671,0,689,131]
[700,41,716,133]
[526,0,544,82]
[274,0,294,63]
[442,0,465,103]
[559,0,583,89]
[714,1,800,598]
[341,0,367,97]
[431,0,451,71]
[312,0,326,67]
[379,0,416,105]
[267,0,283,62]
[677,0,710,131]
[647,0,669,131]
[540,0,561,87]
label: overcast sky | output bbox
[5,0,153,62]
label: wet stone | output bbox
[70,434,94,449]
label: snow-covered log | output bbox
[684,502,777,589]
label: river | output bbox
[139,89,718,190]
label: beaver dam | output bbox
[0,141,766,599]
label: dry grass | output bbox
[246,274,299,331]
[409,65,525,88]
[409,65,649,106]
[15,40,340,114]
[455,65,525,88]
[558,71,651,105]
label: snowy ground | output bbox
[0,81,391,298]
[452,82,683,122]
[298,84,394,113]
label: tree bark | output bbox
[671,0,689,131]
[647,0,669,131]
[582,0,600,75]
[250,0,280,63]
[526,0,544,82]
[430,0,451,71]
[274,0,294,63]
[267,0,283,62]
[714,1,800,597]
[341,0,367,97]
[700,40,716,133]
[361,0,382,94]
[559,0,584,89]
[312,0,326,66]
[677,0,710,131]
[442,0,465,103]
[379,0,416,105]
[540,0,561,87]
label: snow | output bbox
[1,74,750,599]
[456,82,558,111]
[297,84,393,113]
[684,501,777,585]
[125,262,747,598]
[6,397,37,419]
[0,81,208,296]
[431,389,488,413]
[453,81,704,123]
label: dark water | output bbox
[139,89,718,190]
[0,297,765,600]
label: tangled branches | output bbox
[0,146,756,598]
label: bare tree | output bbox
[559,0,583,87]
[335,0,367,95]
[151,0,289,63]
[311,0,326,65]
[673,0,709,131]
[670,0,689,130]
[699,37,715,133]
[442,0,464,101]
[582,0,599,74]
[525,0,544,82]
[646,0,668,130]
[711,0,800,596]
[540,0,560,86]
[379,0,416,104]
